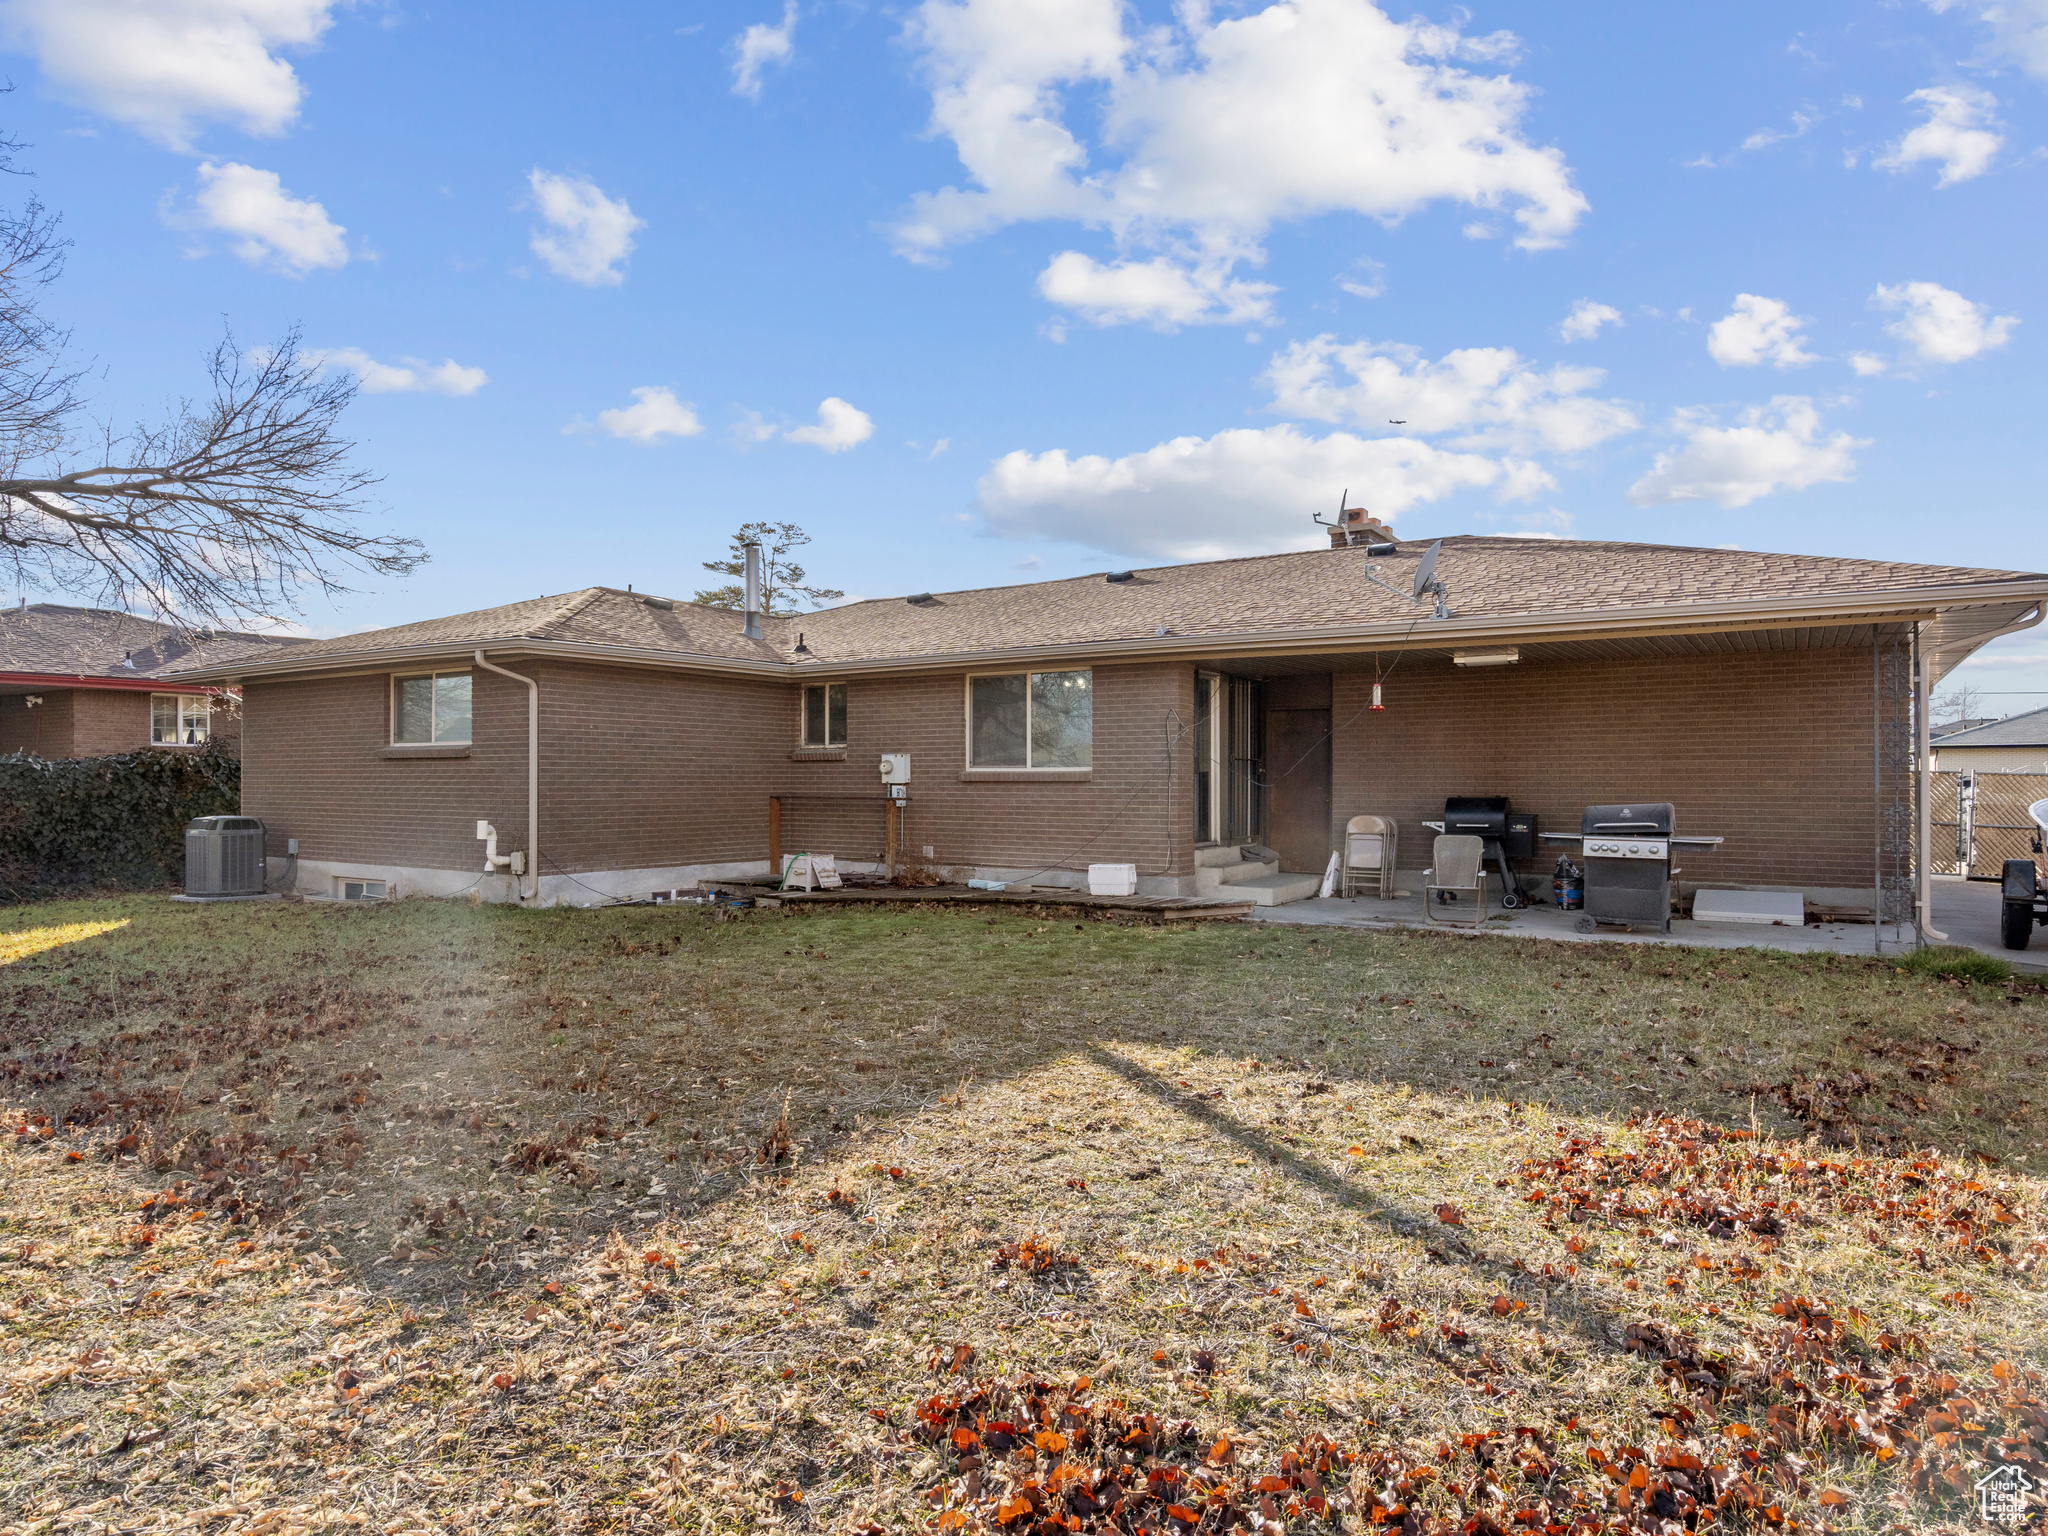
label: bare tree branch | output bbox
[0,108,421,628]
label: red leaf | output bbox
[1434,1202,1466,1226]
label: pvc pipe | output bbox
[475,650,538,902]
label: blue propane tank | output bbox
[1553,855,1583,910]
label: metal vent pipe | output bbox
[743,542,763,640]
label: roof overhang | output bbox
[0,671,213,694]
[160,578,2048,688]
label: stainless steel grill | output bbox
[1543,804,1725,933]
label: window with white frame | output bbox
[150,693,210,745]
[968,670,1092,768]
[392,671,473,744]
[801,682,847,747]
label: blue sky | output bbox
[3,0,2044,707]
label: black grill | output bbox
[1443,797,1537,906]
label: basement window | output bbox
[392,671,472,744]
[801,682,847,748]
[150,693,210,745]
[968,670,1092,768]
[336,878,388,901]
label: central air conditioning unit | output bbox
[185,816,267,897]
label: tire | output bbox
[2004,901,2036,951]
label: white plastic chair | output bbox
[1424,834,1488,926]
[1341,814,1398,899]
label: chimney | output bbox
[1329,506,1396,549]
[742,542,763,639]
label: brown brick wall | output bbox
[0,687,243,759]
[241,658,1197,881]
[770,662,1193,879]
[1329,645,1877,889]
[242,669,528,870]
[71,689,150,757]
[0,691,73,756]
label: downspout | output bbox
[1913,627,1946,945]
[475,650,538,903]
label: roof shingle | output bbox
[0,604,309,680]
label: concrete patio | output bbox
[1249,872,2047,972]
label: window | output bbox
[392,671,472,744]
[337,878,388,901]
[968,669,1092,768]
[801,682,847,747]
[151,693,210,745]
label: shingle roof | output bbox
[242,587,792,667]
[786,536,2040,665]
[1931,704,2048,748]
[162,535,2048,681]
[0,604,309,680]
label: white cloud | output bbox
[306,348,487,396]
[0,0,336,152]
[1873,280,2018,364]
[1848,352,1890,377]
[1706,294,1817,369]
[1557,299,1621,342]
[1626,397,1866,509]
[1924,0,2048,82]
[590,387,704,443]
[896,0,1587,311]
[1875,85,2002,186]
[1035,252,1276,328]
[977,424,1541,561]
[526,169,644,286]
[731,1,797,100]
[1739,107,1818,154]
[1263,335,1637,455]
[178,161,347,275]
[785,397,874,452]
[1337,257,1386,300]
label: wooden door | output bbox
[1265,707,1332,874]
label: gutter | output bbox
[0,671,204,692]
[163,578,2048,689]
[474,650,538,903]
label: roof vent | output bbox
[1105,571,1135,584]
[640,594,674,611]
[906,593,936,605]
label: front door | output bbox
[1265,703,1332,875]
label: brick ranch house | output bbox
[1,603,307,759]
[168,534,2047,925]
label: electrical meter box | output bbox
[879,753,911,785]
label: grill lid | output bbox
[1582,802,1674,837]
[1443,796,1509,837]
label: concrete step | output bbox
[1220,872,1324,906]
[1194,844,1246,868]
[1193,857,1280,894]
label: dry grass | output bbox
[0,894,2044,1535]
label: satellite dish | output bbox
[1411,539,1442,601]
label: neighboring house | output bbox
[0,604,308,759]
[167,534,2048,911]
[1931,717,2000,739]
[1931,704,2048,774]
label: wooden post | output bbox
[768,795,781,881]
[884,801,898,873]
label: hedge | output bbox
[0,746,241,902]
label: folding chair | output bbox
[1424,834,1489,926]
[1341,814,1398,899]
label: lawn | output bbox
[0,893,2043,1535]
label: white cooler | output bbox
[1088,863,1139,896]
